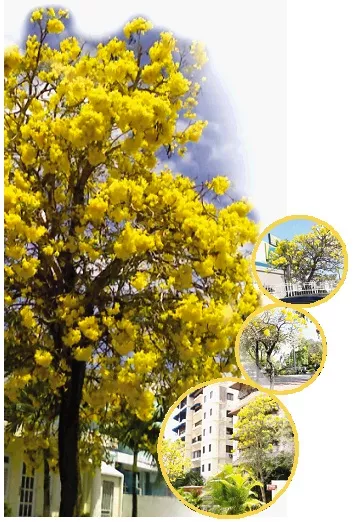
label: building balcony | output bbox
[173,405,187,422]
[172,420,186,434]
[189,388,204,399]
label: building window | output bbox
[204,412,206,419]
[227,393,234,401]
[226,445,233,453]
[209,444,212,452]
[18,463,35,517]
[226,427,233,436]
[209,426,212,434]
[226,410,231,417]
[101,480,114,516]
[210,391,213,398]
[204,396,207,403]
[195,420,202,427]
[208,464,211,471]
[210,408,212,416]
[203,429,206,436]
[203,446,205,454]
[201,465,204,472]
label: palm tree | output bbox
[105,403,165,517]
[201,465,264,515]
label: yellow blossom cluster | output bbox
[4,8,260,475]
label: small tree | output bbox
[268,224,343,284]
[234,395,294,502]
[240,309,306,388]
[160,439,191,484]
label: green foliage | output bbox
[4,503,12,517]
[201,465,264,515]
[282,338,323,371]
[262,451,294,483]
[173,469,205,488]
[178,489,204,508]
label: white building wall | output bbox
[122,494,198,517]
[199,383,238,479]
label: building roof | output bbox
[101,462,124,478]
[228,391,262,416]
[229,382,257,393]
[189,388,204,399]
[110,451,158,472]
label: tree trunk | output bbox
[266,351,275,389]
[74,469,83,516]
[59,359,86,517]
[255,341,263,383]
[43,451,51,517]
[255,341,260,368]
[132,449,139,517]
[259,480,267,503]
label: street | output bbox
[241,361,312,390]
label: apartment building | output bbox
[172,382,239,479]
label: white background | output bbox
[3,1,355,521]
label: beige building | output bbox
[172,382,239,479]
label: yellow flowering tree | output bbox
[160,438,192,485]
[239,309,307,388]
[234,395,294,502]
[5,8,258,515]
[268,224,344,284]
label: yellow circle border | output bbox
[157,377,299,519]
[251,214,348,309]
[234,303,327,396]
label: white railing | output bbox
[268,281,337,299]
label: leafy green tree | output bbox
[173,469,205,488]
[234,396,294,502]
[268,224,343,284]
[178,489,204,508]
[201,465,263,515]
[262,451,294,484]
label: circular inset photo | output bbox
[235,305,326,394]
[252,215,347,307]
[158,378,298,518]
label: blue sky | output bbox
[264,219,317,242]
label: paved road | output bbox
[242,361,312,390]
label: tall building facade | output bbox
[172,382,239,479]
